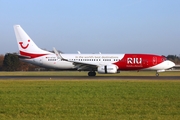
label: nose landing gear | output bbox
[156,72,159,77]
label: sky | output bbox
[0,0,180,56]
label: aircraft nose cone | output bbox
[170,61,175,67]
[168,60,175,68]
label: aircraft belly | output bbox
[43,61,74,69]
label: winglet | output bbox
[77,51,81,54]
[53,47,67,61]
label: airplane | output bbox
[14,25,175,76]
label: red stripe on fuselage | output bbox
[113,54,164,70]
[20,51,47,59]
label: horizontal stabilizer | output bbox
[17,55,31,59]
[8,53,30,59]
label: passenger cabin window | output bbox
[48,59,56,61]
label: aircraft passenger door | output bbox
[153,57,157,65]
[143,59,148,66]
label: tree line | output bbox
[0,53,39,71]
[0,53,179,71]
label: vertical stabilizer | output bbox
[14,25,50,56]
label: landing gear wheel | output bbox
[88,71,96,76]
[156,72,159,77]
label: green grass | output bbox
[0,80,180,120]
[0,71,179,76]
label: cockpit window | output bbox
[162,57,167,61]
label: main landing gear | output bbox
[88,71,96,76]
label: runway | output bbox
[0,76,180,80]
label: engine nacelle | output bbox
[97,65,118,74]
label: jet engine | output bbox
[97,65,119,74]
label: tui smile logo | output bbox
[19,40,30,49]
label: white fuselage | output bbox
[14,25,175,76]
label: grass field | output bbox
[0,71,180,120]
[0,70,180,76]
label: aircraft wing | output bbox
[72,62,97,71]
[53,47,98,71]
